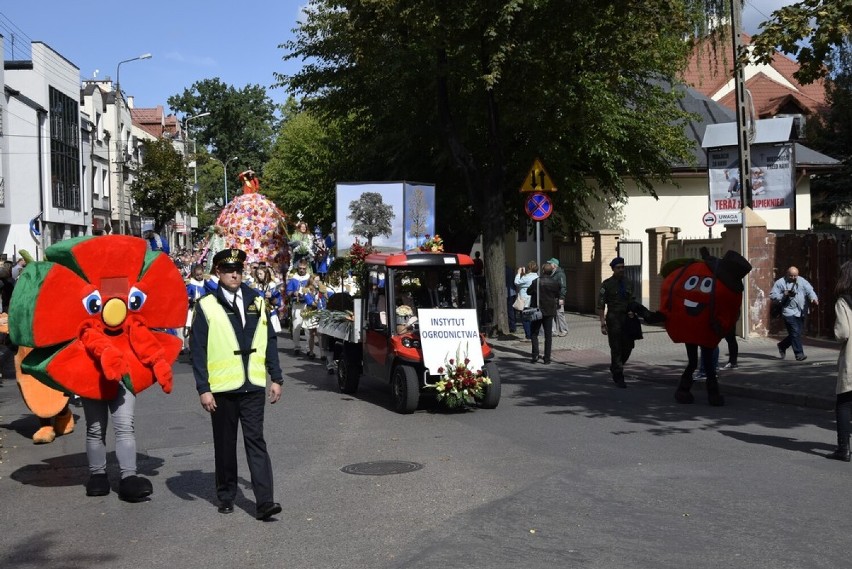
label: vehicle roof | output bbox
[364,251,474,268]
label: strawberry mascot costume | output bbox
[659,249,751,406]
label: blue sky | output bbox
[1,1,794,113]
[0,1,306,110]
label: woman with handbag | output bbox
[528,262,561,364]
[514,261,538,341]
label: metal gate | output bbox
[618,240,643,303]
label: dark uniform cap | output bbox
[213,248,247,270]
[610,257,625,268]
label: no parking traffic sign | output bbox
[525,192,553,221]
[702,211,717,227]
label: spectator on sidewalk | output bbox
[514,261,538,341]
[770,266,818,361]
[505,264,517,334]
[829,260,852,462]
[528,262,560,364]
[548,257,569,337]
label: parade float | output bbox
[202,169,291,272]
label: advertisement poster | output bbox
[335,182,436,252]
[708,144,794,224]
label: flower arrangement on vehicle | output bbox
[431,352,492,409]
[419,234,444,253]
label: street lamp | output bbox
[209,155,239,207]
[114,53,152,235]
[183,112,211,217]
[225,156,239,204]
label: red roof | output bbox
[683,30,827,119]
[131,105,168,138]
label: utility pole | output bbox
[730,0,754,338]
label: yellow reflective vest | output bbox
[198,294,268,392]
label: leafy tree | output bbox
[749,0,852,84]
[348,192,394,247]
[278,0,699,333]
[129,139,191,232]
[167,78,278,178]
[808,39,852,223]
[263,100,351,231]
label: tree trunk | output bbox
[435,46,511,336]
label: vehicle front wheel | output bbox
[391,365,420,414]
[479,362,501,409]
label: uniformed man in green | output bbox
[597,257,637,388]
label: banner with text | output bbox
[417,309,484,374]
[708,144,794,223]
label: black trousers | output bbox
[835,391,852,449]
[210,390,274,505]
[531,315,554,361]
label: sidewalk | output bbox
[488,311,840,410]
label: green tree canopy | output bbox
[277,0,701,333]
[129,139,191,232]
[749,0,852,84]
[167,78,278,177]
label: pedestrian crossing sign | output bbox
[520,158,557,193]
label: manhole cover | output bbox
[340,460,424,476]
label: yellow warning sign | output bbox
[520,158,557,192]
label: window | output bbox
[49,87,81,211]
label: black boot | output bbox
[826,447,851,462]
[85,473,110,497]
[118,475,153,502]
[675,372,695,404]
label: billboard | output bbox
[335,182,436,253]
[708,143,795,223]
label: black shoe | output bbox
[613,378,627,389]
[777,343,786,359]
[327,368,335,375]
[542,359,552,365]
[256,501,282,520]
[85,473,110,497]
[795,354,808,362]
[293,349,302,357]
[307,352,316,359]
[118,475,153,503]
[530,354,540,364]
[827,448,851,462]
[218,501,235,514]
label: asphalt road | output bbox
[0,346,847,569]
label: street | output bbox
[0,344,847,569]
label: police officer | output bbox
[597,257,638,388]
[190,248,284,520]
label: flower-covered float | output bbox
[213,169,290,270]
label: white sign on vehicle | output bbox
[417,309,484,374]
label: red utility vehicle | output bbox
[321,251,501,413]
